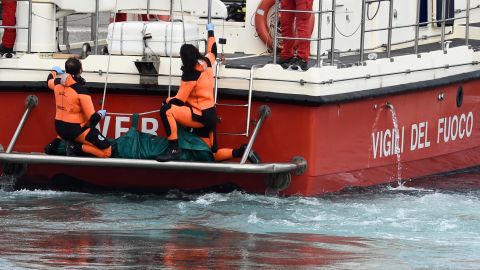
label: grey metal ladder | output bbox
[213,62,261,137]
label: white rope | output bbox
[180,0,186,43]
[32,12,92,22]
[166,0,188,98]
[168,0,174,98]
[106,109,161,116]
[101,0,119,110]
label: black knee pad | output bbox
[85,128,111,150]
[160,104,172,137]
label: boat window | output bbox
[436,0,455,27]
[419,0,428,26]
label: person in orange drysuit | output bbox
[46,58,112,158]
[0,0,17,57]
[278,0,313,71]
[156,23,260,163]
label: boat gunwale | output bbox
[1,69,479,105]
[0,152,304,175]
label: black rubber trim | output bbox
[1,70,480,106]
[168,97,185,106]
[71,83,90,95]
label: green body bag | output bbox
[111,114,214,161]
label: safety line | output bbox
[101,0,119,110]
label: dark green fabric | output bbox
[56,140,67,156]
[111,115,168,159]
[51,114,214,161]
[111,114,214,161]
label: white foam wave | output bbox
[297,197,322,206]
[386,185,433,192]
[10,189,68,196]
[247,212,259,224]
[195,193,228,205]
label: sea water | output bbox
[1,171,480,270]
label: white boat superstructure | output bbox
[1,0,479,100]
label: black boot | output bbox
[65,141,83,157]
[44,138,62,155]
[233,144,262,164]
[277,57,294,69]
[0,44,14,58]
[156,140,182,162]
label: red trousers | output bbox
[280,0,313,62]
[1,0,17,48]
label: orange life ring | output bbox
[254,0,315,50]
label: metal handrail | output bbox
[216,64,263,137]
[316,0,323,67]
[278,9,333,14]
[330,0,336,64]
[27,0,32,53]
[95,0,100,54]
[0,152,302,174]
[276,36,332,41]
[272,0,280,64]
[272,0,336,66]
[441,0,447,53]
[466,0,471,46]
[366,0,391,3]
[2,60,477,92]
[207,0,212,23]
[214,60,221,103]
[386,0,394,57]
[0,26,29,29]
[240,105,270,164]
[244,64,263,136]
[414,0,421,55]
[147,0,151,19]
[364,17,462,33]
[0,0,32,53]
[216,103,248,107]
[6,95,38,153]
[360,0,471,62]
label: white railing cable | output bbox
[106,109,161,116]
[168,0,174,98]
[180,0,186,43]
[101,0,119,110]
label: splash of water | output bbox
[387,104,403,186]
[368,105,384,168]
[0,174,17,192]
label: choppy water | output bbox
[1,171,480,270]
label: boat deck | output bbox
[223,38,480,70]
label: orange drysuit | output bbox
[159,31,243,162]
[47,71,111,158]
[160,31,218,151]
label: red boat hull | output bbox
[1,79,479,195]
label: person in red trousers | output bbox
[278,0,313,71]
[0,0,17,57]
